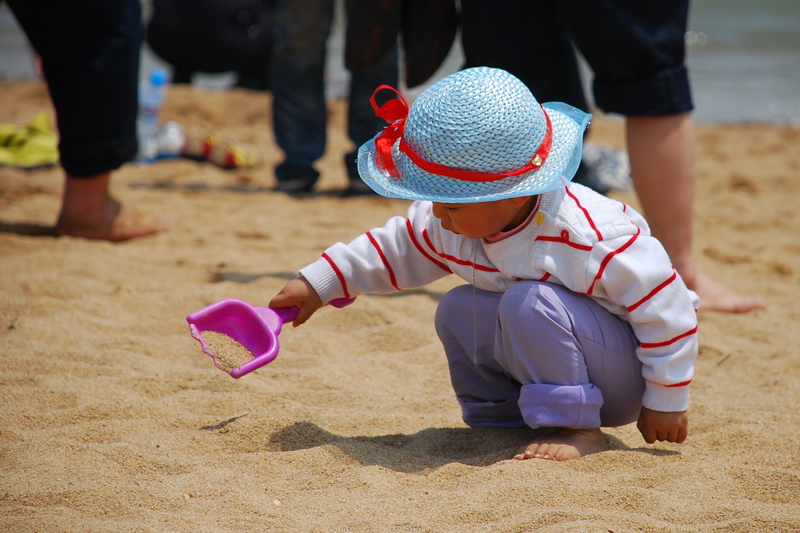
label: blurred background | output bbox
[1,0,798,124]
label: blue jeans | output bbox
[270,0,399,186]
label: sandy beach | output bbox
[1,80,799,532]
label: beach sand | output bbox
[1,81,799,532]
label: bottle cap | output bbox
[150,69,168,87]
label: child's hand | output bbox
[269,278,323,327]
[637,407,688,444]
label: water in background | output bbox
[686,0,799,123]
[1,0,798,124]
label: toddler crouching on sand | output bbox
[270,67,698,461]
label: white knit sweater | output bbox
[300,183,699,413]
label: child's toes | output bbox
[532,443,559,460]
[514,443,542,460]
[551,444,582,461]
[514,442,558,460]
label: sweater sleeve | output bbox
[299,201,453,304]
[586,230,699,413]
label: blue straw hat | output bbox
[357,67,591,203]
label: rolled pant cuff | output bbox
[519,383,603,429]
[459,396,528,429]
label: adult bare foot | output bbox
[693,271,766,314]
[55,173,169,242]
[514,428,607,461]
[56,199,168,242]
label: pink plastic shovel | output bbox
[186,297,352,378]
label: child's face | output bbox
[431,197,534,239]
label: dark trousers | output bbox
[461,0,693,116]
[8,0,142,177]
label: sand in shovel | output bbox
[202,331,253,373]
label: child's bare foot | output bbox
[514,428,607,461]
[693,271,766,314]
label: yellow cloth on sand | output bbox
[0,111,60,169]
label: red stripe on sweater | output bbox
[666,380,693,388]
[645,378,692,388]
[535,234,593,251]
[429,244,500,273]
[419,228,494,270]
[627,269,678,312]
[367,231,401,291]
[566,186,603,241]
[322,252,350,298]
[640,325,698,349]
[407,220,452,273]
[587,228,641,295]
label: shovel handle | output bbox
[264,297,356,325]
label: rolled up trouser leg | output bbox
[494,281,644,429]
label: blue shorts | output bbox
[461,0,693,116]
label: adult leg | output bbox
[270,0,334,192]
[626,114,766,312]
[9,0,166,241]
[342,39,399,195]
[561,0,765,313]
[56,173,166,242]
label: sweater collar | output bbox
[484,195,542,243]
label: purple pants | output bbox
[435,282,644,430]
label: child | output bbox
[269,67,699,461]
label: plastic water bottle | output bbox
[136,69,168,163]
[157,120,186,159]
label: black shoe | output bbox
[274,176,316,194]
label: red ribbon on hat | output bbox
[369,85,553,183]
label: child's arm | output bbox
[298,201,453,304]
[586,227,698,418]
[637,407,688,444]
[269,278,323,327]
